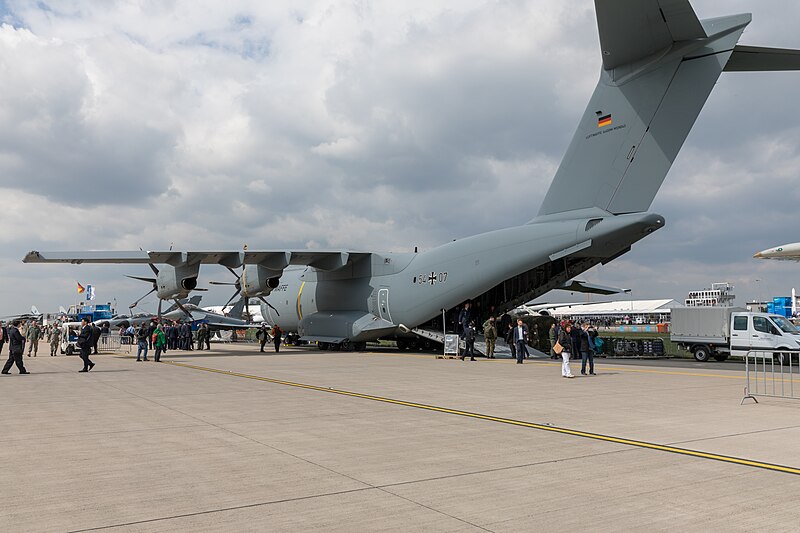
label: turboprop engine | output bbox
[155,264,200,300]
[241,265,281,298]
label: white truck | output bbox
[670,307,800,362]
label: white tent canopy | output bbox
[537,299,680,317]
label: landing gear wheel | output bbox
[318,342,329,351]
[353,342,367,352]
[396,339,408,351]
[340,341,353,352]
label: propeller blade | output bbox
[126,275,157,284]
[149,263,159,276]
[223,289,240,310]
[157,299,163,319]
[258,296,280,316]
[194,288,209,292]
[208,281,237,286]
[129,287,156,310]
[226,266,239,279]
[245,297,250,322]
[174,299,193,319]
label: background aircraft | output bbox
[754,243,800,261]
[1,306,43,323]
[23,0,800,351]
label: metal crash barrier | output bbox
[98,335,130,354]
[742,350,800,404]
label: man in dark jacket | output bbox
[461,321,477,361]
[256,324,269,352]
[512,318,529,364]
[91,322,102,355]
[77,318,95,372]
[167,322,178,350]
[2,321,29,374]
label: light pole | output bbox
[755,279,761,309]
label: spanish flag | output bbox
[77,282,86,294]
[598,114,612,128]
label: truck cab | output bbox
[729,312,800,358]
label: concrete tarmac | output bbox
[1,344,799,532]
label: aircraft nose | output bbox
[753,251,763,258]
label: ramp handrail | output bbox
[742,349,800,404]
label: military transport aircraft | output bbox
[23,0,800,351]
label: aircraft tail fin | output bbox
[31,305,40,316]
[228,298,246,320]
[187,295,202,307]
[536,1,784,218]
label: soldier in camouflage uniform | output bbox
[49,325,62,356]
[482,316,497,358]
[26,321,42,357]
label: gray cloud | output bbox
[2,0,800,316]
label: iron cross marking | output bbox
[428,272,437,286]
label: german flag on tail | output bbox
[598,114,612,128]
[77,282,85,294]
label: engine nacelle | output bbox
[156,264,200,300]
[242,265,281,297]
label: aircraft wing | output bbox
[557,280,631,296]
[23,250,371,271]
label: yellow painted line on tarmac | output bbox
[164,360,800,476]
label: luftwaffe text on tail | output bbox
[22,0,800,350]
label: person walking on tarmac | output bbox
[256,324,269,352]
[26,320,41,357]
[135,323,149,362]
[513,318,529,364]
[2,321,29,374]
[461,321,477,361]
[271,325,283,353]
[505,323,516,361]
[558,323,576,378]
[482,316,497,358]
[49,325,62,356]
[77,318,95,372]
[153,324,166,362]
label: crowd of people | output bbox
[452,301,605,378]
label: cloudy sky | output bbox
[1,0,799,317]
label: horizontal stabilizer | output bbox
[725,45,800,71]
[557,280,631,296]
[596,0,706,70]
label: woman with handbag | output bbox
[556,323,575,378]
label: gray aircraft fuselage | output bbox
[263,212,663,342]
